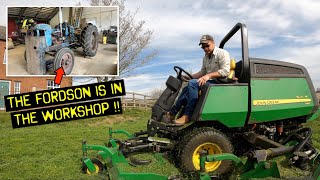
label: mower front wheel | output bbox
[81,158,103,174]
[179,127,234,176]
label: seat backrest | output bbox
[228,59,236,80]
[216,59,237,83]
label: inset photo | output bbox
[7,6,118,76]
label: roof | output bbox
[8,7,60,22]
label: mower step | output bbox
[147,119,181,136]
[147,137,171,144]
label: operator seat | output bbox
[228,58,236,81]
[216,58,237,83]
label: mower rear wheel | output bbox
[179,127,234,176]
[53,48,74,75]
[81,24,99,57]
[81,158,103,174]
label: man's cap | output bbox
[199,35,214,45]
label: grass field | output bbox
[0,109,319,179]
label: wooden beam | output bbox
[18,7,27,19]
[34,7,43,19]
[47,7,59,20]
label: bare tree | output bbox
[149,86,165,99]
[88,0,157,82]
[90,0,119,6]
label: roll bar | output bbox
[219,23,250,82]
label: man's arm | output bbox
[197,72,222,86]
[197,50,231,85]
[192,71,205,79]
[182,58,206,80]
[216,49,231,78]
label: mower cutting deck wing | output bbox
[81,128,171,180]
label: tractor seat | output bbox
[228,58,237,81]
[215,58,237,83]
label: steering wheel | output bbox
[173,66,193,81]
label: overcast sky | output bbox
[1,0,320,94]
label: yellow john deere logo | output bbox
[253,98,311,106]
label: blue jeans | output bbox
[170,79,217,117]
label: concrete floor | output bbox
[7,43,118,76]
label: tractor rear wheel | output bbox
[81,24,99,57]
[179,127,234,176]
[53,48,74,75]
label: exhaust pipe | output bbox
[59,7,63,37]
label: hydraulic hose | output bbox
[281,127,313,152]
[269,146,295,157]
[293,127,312,153]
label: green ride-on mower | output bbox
[81,23,320,179]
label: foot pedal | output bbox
[129,157,152,166]
[160,113,173,124]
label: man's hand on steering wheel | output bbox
[197,74,210,86]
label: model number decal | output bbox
[253,99,311,106]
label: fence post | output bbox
[120,92,156,109]
[121,96,125,111]
[133,93,135,108]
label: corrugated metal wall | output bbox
[81,7,118,31]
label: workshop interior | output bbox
[7,7,118,76]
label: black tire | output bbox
[81,24,99,57]
[24,50,27,62]
[179,127,234,176]
[81,158,103,174]
[53,48,74,75]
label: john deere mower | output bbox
[81,23,320,179]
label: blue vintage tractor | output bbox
[24,20,98,75]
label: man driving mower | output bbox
[165,34,232,125]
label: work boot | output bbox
[174,115,189,125]
[162,111,175,123]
